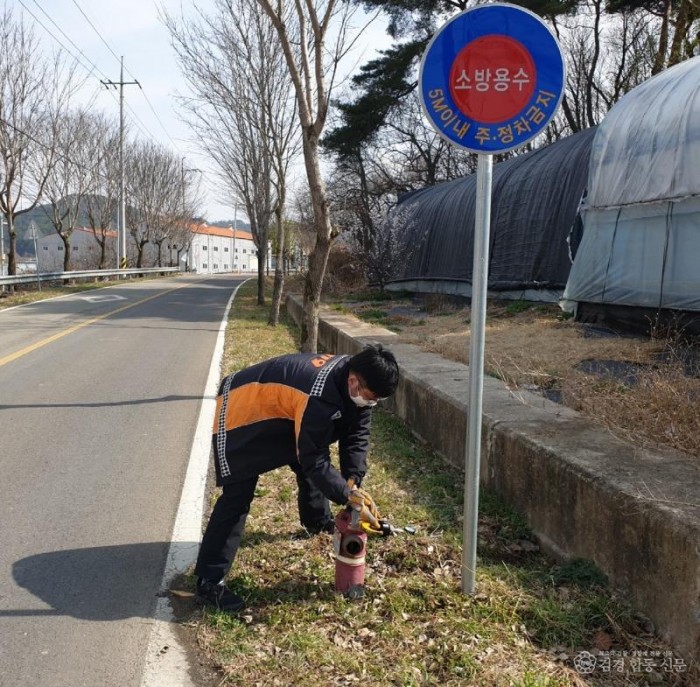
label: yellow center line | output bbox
[0,283,190,369]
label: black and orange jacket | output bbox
[212,353,371,505]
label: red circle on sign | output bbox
[449,35,536,124]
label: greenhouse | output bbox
[562,55,700,332]
[387,126,596,301]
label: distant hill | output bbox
[210,219,251,232]
[14,205,60,238]
[13,195,118,237]
[5,196,118,256]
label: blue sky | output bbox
[12,0,388,223]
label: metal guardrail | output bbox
[0,267,179,287]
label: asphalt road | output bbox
[0,275,243,687]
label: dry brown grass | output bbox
[332,296,700,459]
[403,305,649,379]
[562,364,700,455]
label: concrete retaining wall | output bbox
[287,295,700,662]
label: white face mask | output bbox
[350,393,377,408]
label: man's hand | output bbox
[346,479,379,516]
[347,487,380,529]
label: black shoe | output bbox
[195,578,246,612]
[305,518,335,535]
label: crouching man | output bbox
[194,344,399,611]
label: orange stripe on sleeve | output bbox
[213,394,224,433]
[224,383,309,433]
[293,394,309,458]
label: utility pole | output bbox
[181,160,200,272]
[102,57,139,270]
[181,158,186,271]
[0,214,5,277]
[233,204,237,273]
[0,214,5,293]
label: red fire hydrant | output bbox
[333,508,367,599]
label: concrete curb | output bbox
[287,295,700,662]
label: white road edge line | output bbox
[139,278,251,687]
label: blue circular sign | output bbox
[419,3,565,153]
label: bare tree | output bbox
[327,156,393,258]
[183,102,272,283]
[667,0,700,68]
[168,164,202,270]
[265,54,301,325]
[275,216,305,274]
[361,203,423,292]
[327,88,478,257]
[85,116,120,269]
[606,0,699,75]
[256,0,373,351]
[125,140,184,268]
[0,7,77,275]
[169,219,195,270]
[552,3,659,133]
[377,92,476,189]
[42,110,98,271]
[166,0,299,308]
[291,187,319,259]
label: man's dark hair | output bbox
[348,344,399,398]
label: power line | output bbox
[136,89,182,151]
[0,115,110,182]
[17,0,107,82]
[70,0,183,153]
[70,0,122,66]
[104,75,179,149]
[100,87,147,141]
[30,0,111,82]
[17,1,151,146]
[84,82,105,110]
[124,100,161,143]
[19,0,183,164]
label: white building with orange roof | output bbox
[185,223,264,274]
[32,221,266,274]
[36,226,119,271]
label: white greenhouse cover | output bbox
[563,57,700,313]
[589,55,700,207]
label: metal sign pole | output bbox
[461,153,493,593]
[418,3,565,595]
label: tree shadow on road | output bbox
[3,542,199,621]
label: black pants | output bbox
[194,463,331,583]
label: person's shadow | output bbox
[3,542,198,621]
